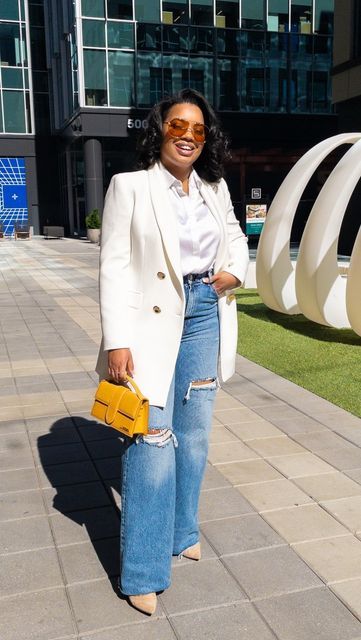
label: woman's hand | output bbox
[108,348,134,382]
[203,271,241,296]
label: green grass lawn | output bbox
[236,289,361,417]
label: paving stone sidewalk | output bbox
[1,237,361,640]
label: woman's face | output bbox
[160,102,206,177]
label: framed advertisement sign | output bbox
[246,203,267,236]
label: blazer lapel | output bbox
[148,164,184,296]
[199,180,228,272]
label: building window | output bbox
[315,0,334,34]
[162,53,189,91]
[1,67,23,88]
[0,23,24,67]
[291,0,312,34]
[0,0,20,21]
[216,28,239,55]
[163,25,189,52]
[82,20,106,47]
[137,23,161,50]
[107,21,134,48]
[217,58,240,109]
[191,0,213,26]
[83,49,107,105]
[189,27,214,54]
[107,0,133,20]
[189,56,214,102]
[216,1,239,28]
[3,90,26,132]
[268,0,289,32]
[81,0,105,18]
[135,0,161,23]
[241,0,265,30]
[162,1,189,25]
[108,50,134,106]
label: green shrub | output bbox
[85,209,101,229]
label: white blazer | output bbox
[96,162,249,407]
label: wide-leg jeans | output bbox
[119,276,220,595]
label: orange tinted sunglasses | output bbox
[164,118,209,142]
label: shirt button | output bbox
[227,294,236,303]
[157,272,166,279]
[153,306,161,313]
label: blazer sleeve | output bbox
[220,178,249,286]
[99,174,134,351]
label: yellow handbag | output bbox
[91,376,149,437]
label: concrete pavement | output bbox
[1,238,361,640]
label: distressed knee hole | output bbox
[184,378,218,401]
[136,428,178,447]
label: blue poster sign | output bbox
[0,158,28,236]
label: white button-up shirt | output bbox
[159,162,220,276]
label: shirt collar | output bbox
[158,161,202,192]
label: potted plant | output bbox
[85,209,101,243]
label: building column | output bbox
[84,138,103,217]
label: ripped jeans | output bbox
[119,275,219,595]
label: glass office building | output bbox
[0,0,336,236]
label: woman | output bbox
[96,89,249,615]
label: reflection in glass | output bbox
[107,22,134,49]
[0,0,19,21]
[81,0,105,18]
[216,28,239,55]
[315,0,334,34]
[3,90,26,132]
[189,27,214,54]
[266,32,288,111]
[83,49,107,105]
[162,53,189,92]
[107,0,132,20]
[291,0,312,33]
[137,24,161,50]
[290,34,312,111]
[189,56,213,102]
[313,34,332,112]
[216,0,239,28]
[268,0,289,32]
[137,51,163,106]
[191,0,213,26]
[108,51,134,106]
[162,1,189,25]
[311,71,330,112]
[82,20,105,47]
[217,58,239,109]
[0,23,22,66]
[1,67,23,88]
[135,0,160,22]
[163,26,189,52]
[241,0,265,29]
[241,30,266,111]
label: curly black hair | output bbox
[135,89,231,183]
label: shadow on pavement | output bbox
[37,416,125,596]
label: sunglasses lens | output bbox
[168,120,187,137]
[193,125,206,142]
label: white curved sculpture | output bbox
[296,138,361,328]
[346,228,361,336]
[256,133,361,315]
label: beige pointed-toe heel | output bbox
[128,592,157,615]
[182,542,201,561]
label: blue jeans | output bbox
[119,276,219,595]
